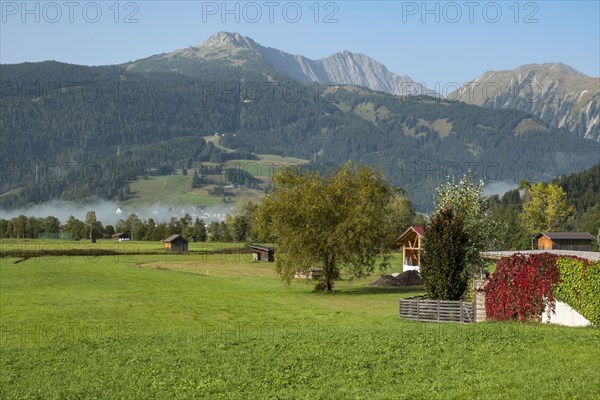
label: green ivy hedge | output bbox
[554,258,600,325]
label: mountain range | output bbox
[126,32,433,96]
[127,32,599,141]
[1,32,599,212]
[449,63,599,141]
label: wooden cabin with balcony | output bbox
[397,226,425,272]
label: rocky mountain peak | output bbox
[196,32,433,96]
[200,31,259,49]
[449,63,599,141]
[516,62,588,77]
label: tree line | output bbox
[1,161,598,296]
[0,205,256,243]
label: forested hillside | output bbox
[2,61,599,211]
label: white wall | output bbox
[543,300,592,327]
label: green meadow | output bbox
[0,243,598,399]
[122,142,308,210]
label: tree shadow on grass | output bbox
[334,285,425,296]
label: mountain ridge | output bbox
[127,32,599,140]
[449,63,599,141]
[127,31,434,96]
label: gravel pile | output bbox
[370,270,423,286]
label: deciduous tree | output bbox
[254,162,395,292]
[434,173,501,276]
[384,190,416,246]
[226,201,258,242]
[520,182,575,243]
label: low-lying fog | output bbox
[0,200,235,224]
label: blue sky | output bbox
[1,1,599,85]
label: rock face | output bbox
[128,32,433,96]
[316,51,430,96]
[256,44,430,95]
[448,63,600,141]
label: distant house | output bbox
[249,244,275,262]
[164,234,189,253]
[397,226,425,272]
[112,232,130,241]
[536,232,595,251]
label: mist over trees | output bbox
[0,202,260,243]
[1,162,599,254]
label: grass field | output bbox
[124,148,307,210]
[224,154,309,179]
[125,175,226,208]
[0,239,244,254]
[1,245,598,399]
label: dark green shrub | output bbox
[420,207,469,300]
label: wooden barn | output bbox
[249,244,275,262]
[164,234,189,253]
[397,226,425,272]
[536,232,595,251]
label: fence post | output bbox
[473,280,488,322]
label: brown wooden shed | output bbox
[164,234,189,253]
[249,244,275,262]
[397,226,425,272]
[536,232,595,251]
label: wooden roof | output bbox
[397,226,425,243]
[248,244,275,252]
[164,234,188,243]
[536,232,596,241]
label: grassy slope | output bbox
[223,154,308,178]
[123,147,307,210]
[125,174,224,208]
[1,253,598,399]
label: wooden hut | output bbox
[164,234,189,253]
[249,244,275,262]
[397,226,425,272]
[536,232,595,251]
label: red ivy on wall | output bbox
[484,253,561,322]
